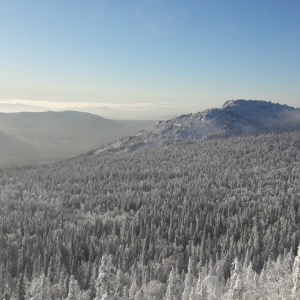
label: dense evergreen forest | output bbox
[1,131,300,299]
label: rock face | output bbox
[97,100,300,153]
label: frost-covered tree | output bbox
[129,278,139,300]
[197,284,209,300]
[142,280,166,300]
[40,274,51,300]
[241,262,261,300]
[129,265,144,300]
[292,245,300,299]
[165,267,183,300]
[225,259,245,300]
[65,275,80,300]
[182,258,195,300]
[16,273,26,300]
[96,255,117,298]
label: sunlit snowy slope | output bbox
[97,100,300,153]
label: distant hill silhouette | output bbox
[0,111,155,165]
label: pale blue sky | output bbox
[0,0,299,113]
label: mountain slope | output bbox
[0,130,38,164]
[1,129,300,296]
[98,100,300,153]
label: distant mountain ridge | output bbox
[0,110,155,165]
[97,100,300,153]
[0,103,48,113]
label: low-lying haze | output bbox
[0,100,206,120]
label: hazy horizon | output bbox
[0,98,299,120]
[0,99,206,120]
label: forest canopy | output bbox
[1,131,300,299]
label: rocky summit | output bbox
[96,99,300,153]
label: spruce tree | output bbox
[16,273,26,300]
[292,245,300,300]
[96,255,117,297]
[66,275,80,300]
[165,267,183,300]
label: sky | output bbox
[0,0,299,118]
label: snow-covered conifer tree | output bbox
[40,274,51,300]
[225,258,245,300]
[0,263,5,297]
[96,255,117,298]
[129,265,143,300]
[165,267,183,300]
[65,275,80,300]
[197,283,209,300]
[292,245,300,299]
[129,278,139,300]
[182,258,195,300]
[16,273,27,300]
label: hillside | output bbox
[99,100,300,153]
[0,130,39,165]
[1,130,300,298]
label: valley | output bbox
[0,111,155,166]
